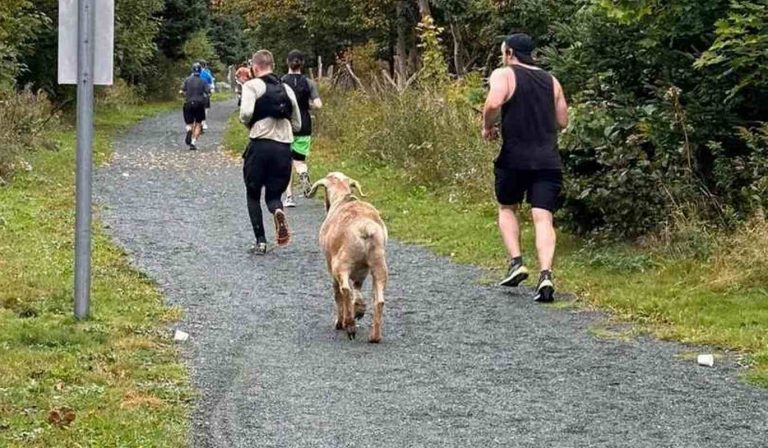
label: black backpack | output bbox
[249,75,293,127]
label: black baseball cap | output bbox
[504,33,536,65]
[287,50,305,63]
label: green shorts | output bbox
[291,136,312,157]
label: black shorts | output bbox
[205,97,211,109]
[494,168,563,212]
[183,102,206,125]
[291,150,306,162]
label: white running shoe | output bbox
[285,195,296,208]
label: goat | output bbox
[308,172,389,343]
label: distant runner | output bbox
[180,63,210,150]
[482,33,569,302]
[200,61,215,131]
[281,50,322,208]
[240,50,302,255]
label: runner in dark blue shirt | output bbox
[180,63,211,150]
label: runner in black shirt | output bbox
[281,50,323,207]
[180,63,211,150]
[482,33,569,302]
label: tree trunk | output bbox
[449,21,465,77]
[395,1,409,81]
[416,0,431,19]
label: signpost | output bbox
[58,0,114,320]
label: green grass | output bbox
[0,102,191,446]
[224,108,768,387]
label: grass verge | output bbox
[0,103,190,446]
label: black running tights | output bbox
[243,138,292,241]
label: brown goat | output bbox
[308,172,389,343]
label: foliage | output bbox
[695,1,768,105]
[210,14,250,66]
[182,30,224,75]
[156,0,210,60]
[0,88,57,184]
[416,16,449,86]
[114,0,165,83]
[544,0,768,236]
[0,0,49,90]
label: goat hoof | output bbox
[368,335,381,344]
[346,328,357,340]
[335,319,344,330]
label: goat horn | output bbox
[307,179,329,198]
[349,178,366,197]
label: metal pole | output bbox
[74,0,96,320]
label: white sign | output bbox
[58,0,114,85]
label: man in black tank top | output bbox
[481,33,570,302]
[281,50,323,207]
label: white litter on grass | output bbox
[698,354,715,367]
[174,330,190,342]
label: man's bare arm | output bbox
[553,77,569,129]
[482,68,512,131]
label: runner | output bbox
[481,33,569,302]
[180,63,210,150]
[281,50,323,208]
[239,50,302,255]
[200,61,215,131]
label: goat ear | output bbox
[349,178,366,197]
[307,179,328,198]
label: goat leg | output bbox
[333,280,344,330]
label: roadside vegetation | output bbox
[1,1,249,445]
[0,101,190,446]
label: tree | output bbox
[115,0,165,82]
[210,14,250,66]
[156,0,210,59]
[0,0,49,90]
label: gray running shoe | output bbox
[499,259,529,287]
[534,271,555,303]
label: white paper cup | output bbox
[174,330,190,342]
[697,354,714,367]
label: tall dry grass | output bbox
[710,212,768,291]
[319,87,497,204]
[0,88,58,184]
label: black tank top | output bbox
[282,74,312,136]
[497,66,560,170]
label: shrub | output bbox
[0,88,57,184]
[96,79,143,109]
[320,87,496,204]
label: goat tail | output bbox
[359,219,387,244]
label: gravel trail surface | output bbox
[97,101,768,447]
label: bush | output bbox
[0,88,57,184]
[543,0,768,237]
[96,79,143,108]
[320,87,496,204]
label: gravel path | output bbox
[97,101,768,448]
